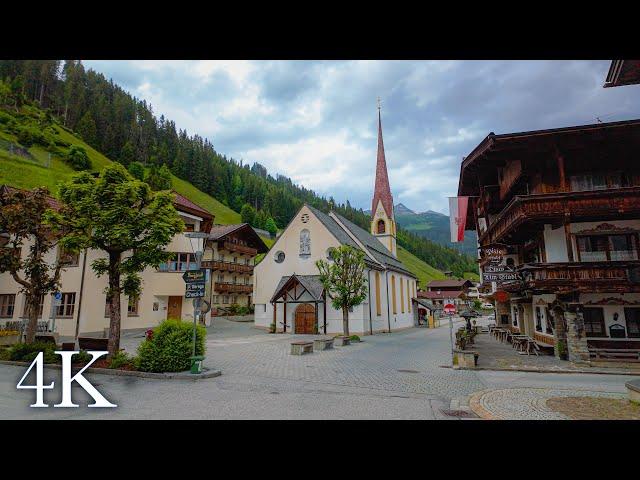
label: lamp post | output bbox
[185,232,208,363]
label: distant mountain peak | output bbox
[394,203,415,215]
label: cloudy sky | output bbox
[84,60,639,215]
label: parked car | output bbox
[482,302,494,309]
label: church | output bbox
[253,108,418,335]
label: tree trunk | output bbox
[342,306,350,337]
[23,292,40,344]
[107,251,122,358]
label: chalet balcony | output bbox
[502,260,640,294]
[479,186,640,245]
[221,241,257,256]
[214,282,253,294]
[201,260,253,274]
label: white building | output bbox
[253,109,418,335]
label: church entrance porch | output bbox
[295,303,316,334]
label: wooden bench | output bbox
[589,348,640,362]
[290,341,313,355]
[78,337,109,351]
[313,337,334,351]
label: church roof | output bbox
[270,274,325,303]
[371,110,394,218]
[305,205,415,278]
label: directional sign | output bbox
[185,283,205,298]
[53,291,62,305]
[182,269,206,283]
[444,303,456,315]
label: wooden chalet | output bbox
[458,119,640,364]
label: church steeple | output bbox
[370,98,397,257]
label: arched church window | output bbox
[377,219,386,234]
[300,229,311,257]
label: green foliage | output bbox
[349,335,361,342]
[9,341,59,363]
[72,350,92,364]
[145,164,172,191]
[473,299,483,310]
[264,217,277,236]
[64,145,91,171]
[240,203,256,226]
[135,319,206,373]
[127,161,145,180]
[0,346,11,360]
[269,322,276,333]
[108,350,134,369]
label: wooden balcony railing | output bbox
[479,186,640,244]
[201,260,253,274]
[222,241,257,256]
[502,261,640,294]
[214,282,253,294]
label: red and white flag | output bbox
[448,196,469,243]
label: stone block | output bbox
[313,338,334,351]
[334,336,351,346]
[290,341,313,355]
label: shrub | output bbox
[0,347,11,361]
[227,304,241,315]
[237,306,250,315]
[64,145,92,171]
[72,350,93,364]
[0,110,13,124]
[135,319,206,373]
[9,341,59,364]
[269,322,276,333]
[109,350,134,369]
[349,335,361,342]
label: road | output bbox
[0,316,632,419]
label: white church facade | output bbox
[253,109,418,335]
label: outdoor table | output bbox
[511,335,528,351]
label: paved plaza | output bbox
[0,316,635,419]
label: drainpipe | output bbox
[385,271,391,333]
[74,248,88,342]
[367,269,373,335]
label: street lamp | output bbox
[185,232,209,366]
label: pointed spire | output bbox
[372,100,394,218]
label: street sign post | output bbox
[50,291,62,333]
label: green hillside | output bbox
[397,246,446,287]
[0,102,445,284]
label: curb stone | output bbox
[0,360,222,380]
[440,365,640,376]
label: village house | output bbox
[417,279,474,308]
[201,223,268,312]
[457,119,640,363]
[252,109,418,335]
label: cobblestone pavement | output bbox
[469,387,626,420]
[1,316,635,419]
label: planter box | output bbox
[334,336,351,347]
[454,349,479,368]
[313,338,334,351]
[0,334,20,346]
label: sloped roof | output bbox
[270,274,325,303]
[0,185,61,209]
[418,290,464,300]
[306,205,360,250]
[426,279,473,289]
[171,191,213,219]
[208,223,268,253]
[331,212,415,277]
[372,110,394,217]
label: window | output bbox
[570,172,622,192]
[218,253,225,262]
[22,294,44,318]
[222,296,229,304]
[299,229,311,256]
[184,223,195,232]
[583,308,606,337]
[375,271,381,316]
[57,246,79,267]
[158,253,198,272]
[400,278,405,313]
[212,295,219,304]
[274,251,285,263]
[513,307,518,327]
[0,294,16,318]
[233,257,238,264]
[127,297,139,316]
[545,308,554,334]
[231,296,237,304]
[577,234,638,262]
[56,293,76,318]
[624,308,640,338]
[377,219,386,234]
[407,279,411,313]
[391,275,397,314]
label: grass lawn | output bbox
[396,246,446,288]
[546,396,640,420]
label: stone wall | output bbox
[564,311,591,365]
